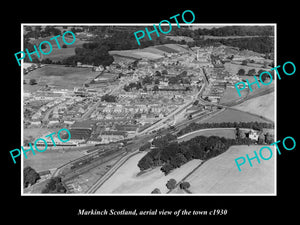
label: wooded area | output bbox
[138,121,274,175]
[23,26,274,66]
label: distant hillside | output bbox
[196,26,274,36]
[171,25,274,37]
[23,25,274,66]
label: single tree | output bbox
[265,132,274,144]
[237,68,245,76]
[153,85,159,92]
[151,188,161,194]
[258,133,265,144]
[161,163,174,175]
[179,181,191,190]
[166,178,177,190]
[235,127,241,139]
[247,69,256,76]
[29,79,37,85]
[241,60,248,66]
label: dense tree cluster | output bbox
[176,122,274,137]
[219,37,274,54]
[138,133,256,175]
[187,37,274,54]
[41,177,67,193]
[23,26,274,66]
[124,81,142,92]
[170,26,274,53]
[101,94,117,102]
[24,166,40,188]
[62,44,114,67]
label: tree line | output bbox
[169,26,274,38]
[187,37,274,54]
[176,121,274,137]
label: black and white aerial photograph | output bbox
[4,4,298,223]
[21,24,276,195]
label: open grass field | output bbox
[199,108,270,124]
[23,149,86,172]
[96,152,202,194]
[243,76,275,99]
[109,49,163,60]
[29,36,88,62]
[177,128,237,142]
[219,86,248,104]
[141,47,166,55]
[232,92,275,122]
[131,51,164,59]
[180,145,275,194]
[23,64,98,91]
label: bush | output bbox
[237,68,245,76]
[29,79,37,85]
[166,179,177,190]
[179,181,191,190]
[151,188,161,194]
[24,166,40,188]
[42,177,67,193]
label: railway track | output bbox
[86,150,141,193]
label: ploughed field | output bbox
[109,43,189,60]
